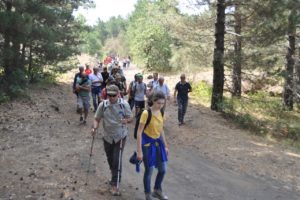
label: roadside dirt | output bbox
[0,62,299,200]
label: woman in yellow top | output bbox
[137,91,169,200]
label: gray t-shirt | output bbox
[134,82,147,101]
[95,99,132,144]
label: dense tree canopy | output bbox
[0,0,93,99]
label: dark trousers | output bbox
[91,86,101,111]
[177,97,188,123]
[128,97,135,110]
[103,137,126,186]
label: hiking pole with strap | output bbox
[85,130,96,186]
[116,138,123,192]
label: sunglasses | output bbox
[108,94,117,97]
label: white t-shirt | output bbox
[89,73,103,87]
[153,84,170,98]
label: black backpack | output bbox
[133,108,164,139]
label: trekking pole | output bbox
[116,138,123,191]
[85,130,96,186]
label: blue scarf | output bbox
[142,133,168,168]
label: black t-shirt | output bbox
[175,82,192,100]
[101,72,110,87]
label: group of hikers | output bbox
[72,57,192,200]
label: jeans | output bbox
[177,97,188,123]
[142,145,167,194]
[103,137,126,186]
[91,86,101,111]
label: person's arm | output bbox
[127,82,132,99]
[79,84,91,91]
[136,122,145,161]
[188,83,192,93]
[121,102,133,124]
[91,117,101,136]
[166,85,171,100]
[137,111,147,161]
[174,83,178,102]
[161,130,169,155]
[73,74,78,91]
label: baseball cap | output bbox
[106,85,119,95]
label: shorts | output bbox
[91,86,101,95]
[77,95,90,111]
[135,100,145,109]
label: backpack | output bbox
[102,98,126,117]
[133,108,164,139]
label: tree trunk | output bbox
[232,5,242,97]
[3,0,13,78]
[283,9,296,110]
[28,44,34,83]
[211,0,225,111]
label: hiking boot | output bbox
[145,193,153,200]
[152,190,168,200]
[80,116,83,122]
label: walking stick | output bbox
[116,138,123,191]
[85,131,96,186]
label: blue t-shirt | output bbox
[175,82,192,100]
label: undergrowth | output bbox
[191,81,300,149]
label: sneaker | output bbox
[145,193,153,200]
[152,190,168,200]
[110,186,121,196]
[80,116,83,122]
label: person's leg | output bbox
[78,96,84,121]
[142,146,154,194]
[141,101,145,110]
[154,146,167,192]
[177,98,183,124]
[135,101,141,116]
[97,87,102,107]
[103,140,114,182]
[91,88,97,111]
[111,138,126,187]
[83,96,90,123]
[128,98,134,110]
[182,99,188,123]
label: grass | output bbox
[191,81,300,150]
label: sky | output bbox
[74,0,202,25]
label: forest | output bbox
[0,0,299,141]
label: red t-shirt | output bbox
[85,69,92,75]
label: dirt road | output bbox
[0,65,299,200]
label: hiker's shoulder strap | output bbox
[102,100,109,111]
[160,108,164,117]
[144,108,152,128]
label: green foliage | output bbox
[129,22,171,71]
[221,92,300,140]
[0,90,10,103]
[0,0,93,99]
[79,15,128,57]
[126,0,172,71]
[191,81,212,106]
[192,79,300,140]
